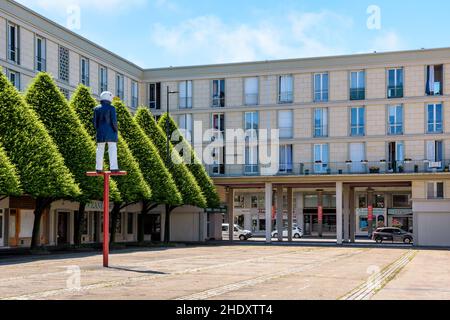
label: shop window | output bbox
[234,195,245,208]
[358,195,367,208]
[374,194,385,208]
[427,182,444,200]
[251,196,258,208]
[392,194,411,208]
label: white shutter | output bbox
[427,141,435,161]
[245,77,258,95]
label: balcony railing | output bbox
[179,97,193,109]
[314,126,328,138]
[278,92,293,104]
[350,88,365,100]
[388,86,404,99]
[212,96,225,108]
[314,90,329,102]
[206,160,450,177]
[35,56,46,72]
[8,46,20,64]
[245,93,259,106]
[388,124,404,135]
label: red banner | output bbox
[318,206,323,222]
[368,205,374,221]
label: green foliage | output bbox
[0,71,79,198]
[158,113,220,208]
[0,144,21,196]
[113,98,182,205]
[25,73,119,202]
[135,108,206,208]
[71,85,152,203]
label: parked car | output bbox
[222,224,253,241]
[271,227,304,239]
[372,227,413,244]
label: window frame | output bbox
[350,70,365,100]
[116,73,124,100]
[350,106,365,136]
[212,79,225,108]
[278,75,293,104]
[35,35,46,72]
[7,22,20,64]
[179,80,193,109]
[387,68,404,99]
[314,72,329,102]
[427,182,444,200]
[314,108,328,138]
[99,65,108,93]
[80,56,90,86]
[278,110,294,139]
[387,104,404,135]
[427,103,443,134]
[131,81,139,110]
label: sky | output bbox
[15,0,450,69]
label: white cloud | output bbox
[17,0,146,13]
[370,31,406,52]
[150,10,355,65]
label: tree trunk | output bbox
[110,202,121,244]
[31,197,52,250]
[73,203,86,246]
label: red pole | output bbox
[103,172,110,268]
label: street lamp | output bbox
[165,86,179,244]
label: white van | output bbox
[222,224,253,241]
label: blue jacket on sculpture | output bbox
[93,100,118,143]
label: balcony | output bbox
[350,88,365,100]
[245,93,259,106]
[388,86,403,99]
[8,46,20,64]
[206,160,450,177]
[278,92,293,104]
[35,56,46,72]
[179,97,193,109]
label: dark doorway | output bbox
[143,215,161,242]
[57,212,69,245]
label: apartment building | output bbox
[1,0,450,247]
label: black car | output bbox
[372,227,413,244]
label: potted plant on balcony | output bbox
[398,165,405,173]
[445,165,449,173]
[369,166,380,174]
[414,164,419,173]
[305,169,310,175]
[346,160,352,165]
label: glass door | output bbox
[350,143,365,173]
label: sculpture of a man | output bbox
[94,91,119,173]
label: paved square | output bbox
[0,245,449,300]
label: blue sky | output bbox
[16,0,450,68]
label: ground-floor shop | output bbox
[0,197,214,248]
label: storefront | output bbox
[388,209,413,233]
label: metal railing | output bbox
[206,160,450,177]
[35,56,46,72]
[8,46,20,64]
[212,96,225,108]
[314,90,329,102]
[350,88,365,100]
[278,92,293,104]
[388,86,404,99]
[314,126,328,138]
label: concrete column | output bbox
[317,189,324,237]
[227,188,234,242]
[287,188,293,242]
[336,182,343,245]
[343,184,350,242]
[265,183,272,243]
[296,193,304,231]
[367,188,375,238]
[276,186,284,242]
[160,211,166,243]
[349,187,356,243]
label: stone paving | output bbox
[0,244,449,300]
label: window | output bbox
[212,79,225,107]
[314,144,329,173]
[426,141,443,170]
[244,77,259,105]
[314,108,328,137]
[149,83,161,109]
[349,142,365,173]
[392,194,411,208]
[279,145,293,173]
[179,114,193,142]
[7,22,19,64]
[388,105,403,135]
[245,112,259,174]
[127,213,134,235]
[179,80,192,109]
[35,36,46,71]
[99,66,108,92]
[116,74,124,100]
[59,87,70,100]
[314,73,329,102]
[388,141,404,172]
[7,70,20,90]
[80,57,90,86]
[427,182,444,199]
[278,75,293,103]
[427,103,443,133]
[351,107,365,136]
[212,113,225,140]
[387,68,403,98]
[59,46,69,82]
[278,110,293,139]
[426,65,443,96]
[350,71,365,100]
[131,81,139,110]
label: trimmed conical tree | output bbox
[25,73,121,246]
[135,108,207,242]
[113,98,182,241]
[0,144,21,197]
[71,85,152,244]
[158,113,221,209]
[0,70,80,249]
